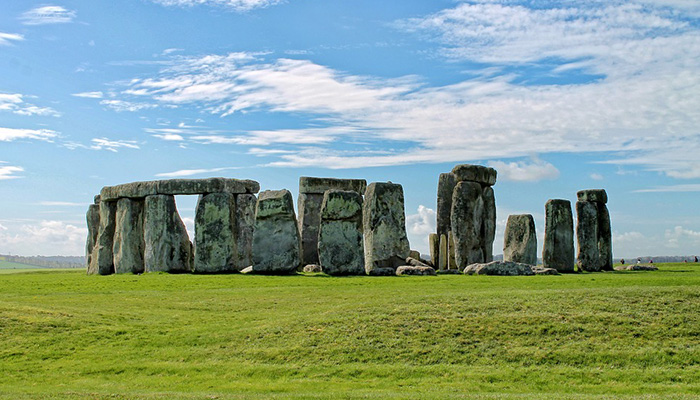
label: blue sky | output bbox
[1,0,699,258]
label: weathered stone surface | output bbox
[439,234,448,270]
[576,201,601,272]
[451,164,497,186]
[91,200,117,275]
[436,173,457,238]
[464,261,535,276]
[194,193,237,273]
[235,193,256,271]
[94,195,101,204]
[429,233,439,268]
[318,190,364,276]
[482,186,496,262]
[396,265,436,276]
[532,266,559,275]
[615,265,658,271]
[451,181,485,269]
[503,214,537,265]
[143,195,192,273]
[100,178,260,201]
[363,182,410,274]
[113,198,145,274]
[577,189,608,204]
[297,192,323,266]
[543,199,575,273]
[448,231,457,270]
[303,264,323,273]
[240,266,253,274]
[437,269,461,274]
[85,204,100,274]
[252,190,301,274]
[405,257,430,268]
[597,204,613,271]
[409,250,421,260]
[299,176,367,194]
[368,267,396,276]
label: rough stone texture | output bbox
[303,264,323,273]
[409,250,421,260]
[451,181,485,269]
[297,192,323,266]
[437,269,461,274]
[597,204,613,271]
[91,200,117,275]
[396,265,436,276]
[482,186,496,262]
[405,257,430,268]
[368,267,396,276]
[100,178,260,201]
[543,199,575,273]
[436,173,457,238]
[439,234,448,270]
[615,265,658,271]
[252,190,301,274]
[299,177,367,195]
[362,182,410,274]
[113,198,145,274]
[503,214,537,265]
[532,267,559,275]
[429,233,439,268]
[194,193,237,273]
[240,266,253,274]
[464,261,535,276]
[318,190,364,276]
[94,195,101,204]
[577,189,608,204]
[451,164,497,186]
[576,201,601,271]
[143,195,193,273]
[448,231,457,270]
[235,193,256,271]
[85,204,100,274]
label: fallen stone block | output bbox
[396,265,436,276]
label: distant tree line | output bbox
[0,254,84,269]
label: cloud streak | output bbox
[150,0,285,12]
[0,32,24,46]
[0,127,58,142]
[20,6,76,25]
[0,93,61,117]
[0,162,24,180]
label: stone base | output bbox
[396,266,436,276]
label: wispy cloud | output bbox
[0,93,61,117]
[488,157,560,182]
[72,91,104,99]
[90,138,140,152]
[0,162,24,180]
[0,127,58,142]
[0,220,86,256]
[20,5,76,25]
[37,201,86,206]
[100,99,159,112]
[635,184,700,193]
[155,167,241,177]
[0,32,24,46]
[150,0,285,12]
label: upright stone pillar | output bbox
[91,200,117,275]
[318,190,364,275]
[503,214,537,265]
[194,192,237,273]
[482,186,496,262]
[113,198,145,274]
[436,173,457,268]
[253,190,301,274]
[144,195,192,273]
[297,177,367,267]
[439,234,448,270]
[543,199,574,272]
[85,201,100,274]
[576,189,612,272]
[235,193,256,271]
[428,233,439,267]
[363,182,410,274]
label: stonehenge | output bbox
[85,168,615,278]
[576,189,613,272]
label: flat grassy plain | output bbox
[1,264,698,399]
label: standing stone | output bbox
[482,186,496,263]
[503,214,537,265]
[143,195,193,273]
[113,198,145,274]
[252,190,301,274]
[363,182,410,274]
[543,199,575,273]
[235,193,256,271]
[297,177,367,267]
[318,190,364,275]
[576,201,600,271]
[597,204,613,271]
[436,173,457,238]
[429,233,439,267]
[448,231,457,270]
[451,181,485,269]
[91,200,117,275]
[439,234,448,270]
[194,192,237,273]
[85,204,100,274]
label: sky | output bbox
[0,0,699,259]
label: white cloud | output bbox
[0,220,86,256]
[20,5,76,25]
[0,127,58,142]
[37,201,86,206]
[590,173,604,181]
[405,205,437,256]
[150,0,284,12]
[0,162,24,180]
[72,91,104,99]
[664,226,700,248]
[100,99,158,112]
[0,93,61,117]
[155,167,240,177]
[488,157,560,182]
[635,184,700,193]
[153,133,185,141]
[0,32,24,46]
[90,138,140,152]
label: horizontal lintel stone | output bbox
[299,176,367,194]
[450,164,497,186]
[576,189,608,204]
[100,178,260,201]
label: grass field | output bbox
[0,263,698,399]
[0,259,45,270]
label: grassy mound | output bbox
[1,263,698,399]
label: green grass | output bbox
[1,263,698,399]
[0,259,45,270]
